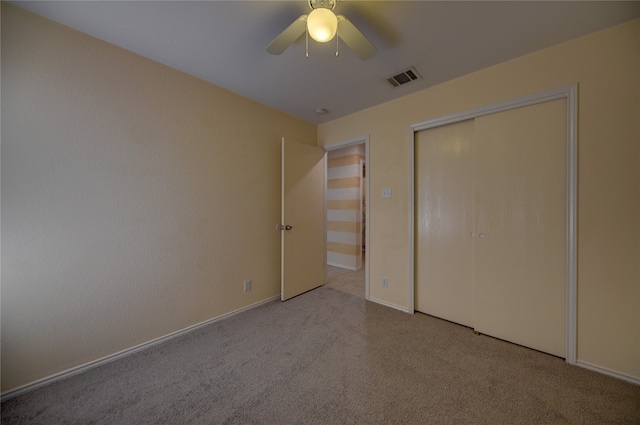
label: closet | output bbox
[415,99,567,358]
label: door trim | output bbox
[324,136,370,300]
[408,84,578,365]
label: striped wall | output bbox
[327,144,365,270]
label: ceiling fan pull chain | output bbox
[305,27,309,58]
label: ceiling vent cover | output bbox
[387,67,421,87]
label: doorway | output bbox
[324,137,369,299]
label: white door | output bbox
[281,138,326,301]
[414,99,567,357]
[415,120,475,327]
[473,99,567,357]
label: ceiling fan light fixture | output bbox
[266,0,376,61]
[307,8,338,42]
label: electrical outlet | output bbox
[243,280,251,292]
[382,188,392,199]
[381,277,388,288]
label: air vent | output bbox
[387,67,421,87]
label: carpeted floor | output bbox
[2,282,639,424]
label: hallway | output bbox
[325,265,365,299]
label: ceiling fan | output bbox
[266,0,377,61]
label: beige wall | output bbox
[319,20,640,380]
[1,4,316,393]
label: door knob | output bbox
[479,233,486,239]
[285,225,293,231]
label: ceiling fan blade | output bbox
[337,15,376,61]
[266,15,308,55]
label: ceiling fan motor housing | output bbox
[309,0,336,11]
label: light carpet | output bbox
[2,286,639,424]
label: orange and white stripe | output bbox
[327,145,365,270]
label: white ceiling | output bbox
[11,1,640,124]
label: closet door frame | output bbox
[408,84,578,365]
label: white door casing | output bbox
[324,136,371,300]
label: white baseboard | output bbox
[368,296,410,313]
[5,294,636,402]
[1,295,280,402]
[576,361,640,386]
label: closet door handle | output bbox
[470,232,475,237]
[479,233,486,239]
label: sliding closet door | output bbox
[415,120,474,327]
[473,100,567,357]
